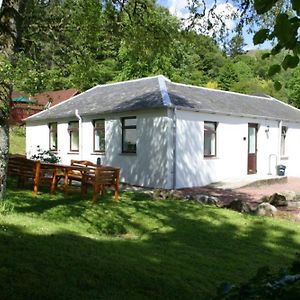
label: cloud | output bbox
[167,0,189,19]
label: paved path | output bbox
[180,177,300,216]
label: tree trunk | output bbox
[0,0,25,199]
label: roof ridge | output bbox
[169,81,274,101]
[158,75,172,106]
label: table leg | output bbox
[64,169,69,194]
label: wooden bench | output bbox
[8,155,57,194]
[82,166,120,202]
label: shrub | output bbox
[30,145,60,163]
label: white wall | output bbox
[26,109,173,189]
[26,124,50,157]
[279,122,300,176]
[175,110,285,188]
[26,109,300,190]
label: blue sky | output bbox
[157,0,271,51]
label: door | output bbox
[248,124,257,174]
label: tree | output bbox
[0,0,26,199]
[187,1,300,76]
[218,62,239,90]
[227,34,246,57]
[287,66,300,107]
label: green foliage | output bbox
[226,34,245,57]
[7,0,299,105]
[282,54,299,70]
[287,65,300,107]
[254,0,279,14]
[218,62,239,91]
[30,146,60,163]
[253,29,270,45]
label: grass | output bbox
[9,126,26,155]
[1,180,300,299]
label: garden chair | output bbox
[82,166,120,202]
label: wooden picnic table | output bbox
[47,163,120,202]
[41,163,94,194]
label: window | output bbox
[280,126,288,156]
[49,123,58,151]
[122,117,137,153]
[204,122,217,157]
[68,121,79,152]
[93,119,105,152]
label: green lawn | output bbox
[1,180,300,299]
[9,126,26,155]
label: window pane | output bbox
[94,120,105,152]
[69,122,79,130]
[123,128,136,152]
[204,122,216,156]
[71,131,79,151]
[281,126,287,156]
[204,122,215,133]
[95,130,105,151]
[49,123,57,150]
[50,131,57,150]
[248,127,256,154]
[124,118,136,126]
[204,131,216,156]
[95,120,104,128]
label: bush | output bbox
[30,146,60,163]
[215,259,300,299]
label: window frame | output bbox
[49,122,58,151]
[68,121,79,152]
[121,116,137,153]
[204,121,217,158]
[93,119,105,153]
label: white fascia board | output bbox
[175,106,300,124]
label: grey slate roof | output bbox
[26,75,300,123]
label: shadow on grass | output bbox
[2,180,300,299]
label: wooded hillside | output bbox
[11,0,300,107]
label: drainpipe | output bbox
[172,107,177,190]
[75,109,83,159]
[278,120,282,166]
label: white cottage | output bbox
[25,75,300,189]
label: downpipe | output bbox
[75,109,83,159]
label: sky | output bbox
[0,0,2,9]
[158,0,271,51]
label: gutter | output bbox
[175,106,300,124]
[75,109,83,159]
